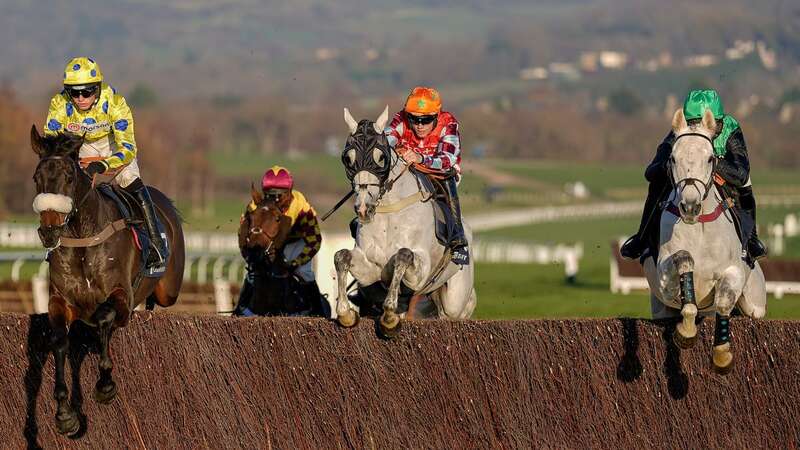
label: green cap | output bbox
[683,89,724,120]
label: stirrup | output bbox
[620,235,644,260]
[450,244,470,265]
[146,244,167,271]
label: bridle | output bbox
[245,204,282,259]
[344,125,406,203]
[35,155,95,230]
[668,132,717,203]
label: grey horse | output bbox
[333,107,476,337]
[643,107,767,374]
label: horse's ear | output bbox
[701,108,715,134]
[251,182,263,204]
[343,107,358,135]
[374,105,389,134]
[30,125,44,156]
[671,108,687,134]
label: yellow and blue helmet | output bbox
[63,57,103,88]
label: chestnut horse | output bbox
[30,126,185,435]
[236,183,326,316]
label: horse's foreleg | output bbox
[671,250,698,349]
[93,299,119,404]
[334,249,359,327]
[48,297,79,436]
[712,266,746,375]
[379,248,414,338]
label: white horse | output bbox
[643,107,767,374]
[333,107,476,337]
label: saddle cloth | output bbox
[96,183,169,278]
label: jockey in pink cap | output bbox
[235,166,324,315]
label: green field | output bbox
[472,205,800,319]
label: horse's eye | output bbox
[707,156,714,163]
[372,148,384,167]
[346,149,356,166]
[669,156,675,163]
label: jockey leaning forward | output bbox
[383,86,470,265]
[620,89,768,267]
[237,166,324,313]
[43,57,167,272]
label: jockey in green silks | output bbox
[621,89,767,267]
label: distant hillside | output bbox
[2,0,798,103]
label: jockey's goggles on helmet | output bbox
[66,85,99,99]
[264,188,289,202]
[407,114,437,126]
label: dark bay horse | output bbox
[30,126,185,435]
[236,184,320,316]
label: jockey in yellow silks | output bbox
[43,57,167,272]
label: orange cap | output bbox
[404,86,442,115]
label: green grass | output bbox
[208,151,345,180]
[473,262,651,319]
[473,204,800,320]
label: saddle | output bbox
[96,183,168,278]
[411,168,454,248]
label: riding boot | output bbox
[131,182,167,272]
[298,280,324,316]
[621,180,664,260]
[233,277,254,316]
[349,217,359,240]
[738,187,767,264]
[443,177,470,265]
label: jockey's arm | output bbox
[422,121,460,172]
[288,212,322,267]
[715,128,750,188]
[103,93,138,171]
[645,131,675,183]
[43,95,66,137]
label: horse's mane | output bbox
[39,132,83,158]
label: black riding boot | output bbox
[739,187,767,262]
[298,280,324,316]
[443,177,469,265]
[621,181,665,260]
[129,180,167,272]
[349,217,359,240]
[233,277,254,316]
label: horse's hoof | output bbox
[377,316,402,340]
[673,330,697,349]
[712,345,734,375]
[94,380,118,404]
[56,410,80,436]
[337,310,360,328]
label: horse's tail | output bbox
[146,185,185,308]
[147,186,184,224]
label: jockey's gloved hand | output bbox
[276,255,295,270]
[86,161,108,177]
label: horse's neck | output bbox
[381,157,421,202]
[67,180,117,238]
